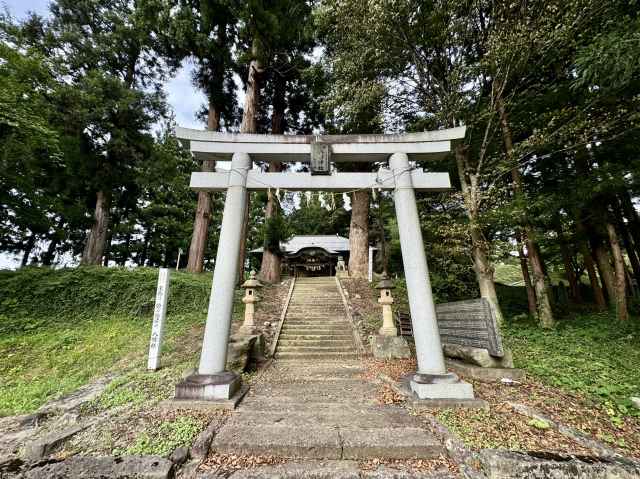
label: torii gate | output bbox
[174,127,474,402]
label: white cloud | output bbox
[165,60,206,130]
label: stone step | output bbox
[291,290,342,301]
[289,302,342,305]
[290,289,339,293]
[293,289,337,292]
[287,303,343,306]
[293,286,337,289]
[283,320,349,326]
[236,400,373,413]
[242,390,371,404]
[285,316,347,321]
[278,339,354,347]
[211,424,443,460]
[244,380,374,397]
[211,424,341,460]
[282,323,351,330]
[295,279,336,283]
[286,307,345,312]
[278,334,354,342]
[241,393,373,405]
[219,460,457,479]
[227,410,420,429]
[275,352,360,360]
[281,328,353,335]
[276,345,357,353]
[264,372,365,382]
[287,304,343,308]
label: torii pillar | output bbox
[174,127,473,402]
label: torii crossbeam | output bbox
[173,127,474,402]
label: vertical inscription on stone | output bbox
[148,268,171,371]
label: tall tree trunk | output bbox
[42,219,64,266]
[187,157,216,273]
[516,231,538,316]
[619,191,640,258]
[576,216,607,309]
[348,190,369,279]
[259,72,286,283]
[613,197,640,283]
[554,220,582,302]
[186,101,220,273]
[21,234,36,268]
[376,198,389,276]
[237,198,250,284]
[139,226,151,267]
[606,222,629,320]
[102,229,113,266]
[186,18,228,273]
[119,230,132,266]
[42,237,58,266]
[236,41,263,282]
[497,98,554,327]
[81,190,111,266]
[454,145,505,324]
[259,163,283,283]
[240,42,263,134]
[592,242,616,304]
[582,242,607,310]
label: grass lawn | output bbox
[0,267,215,416]
[504,312,640,419]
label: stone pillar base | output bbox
[410,372,474,399]
[175,371,241,401]
[371,335,411,359]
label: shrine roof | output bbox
[251,235,350,255]
[176,126,465,163]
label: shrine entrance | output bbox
[289,247,335,277]
[173,127,475,402]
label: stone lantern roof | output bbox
[241,271,262,289]
[375,275,395,290]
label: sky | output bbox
[1,0,206,130]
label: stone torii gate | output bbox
[174,127,474,402]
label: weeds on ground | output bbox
[503,312,640,418]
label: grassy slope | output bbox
[0,267,215,416]
[498,282,640,417]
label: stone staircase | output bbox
[275,277,359,360]
[211,360,444,463]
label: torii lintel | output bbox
[176,126,466,163]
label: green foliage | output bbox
[123,416,203,456]
[528,418,551,430]
[504,311,640,418]
[0,267,211,416]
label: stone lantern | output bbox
[376,275,397,336]
[240,271,262,335]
